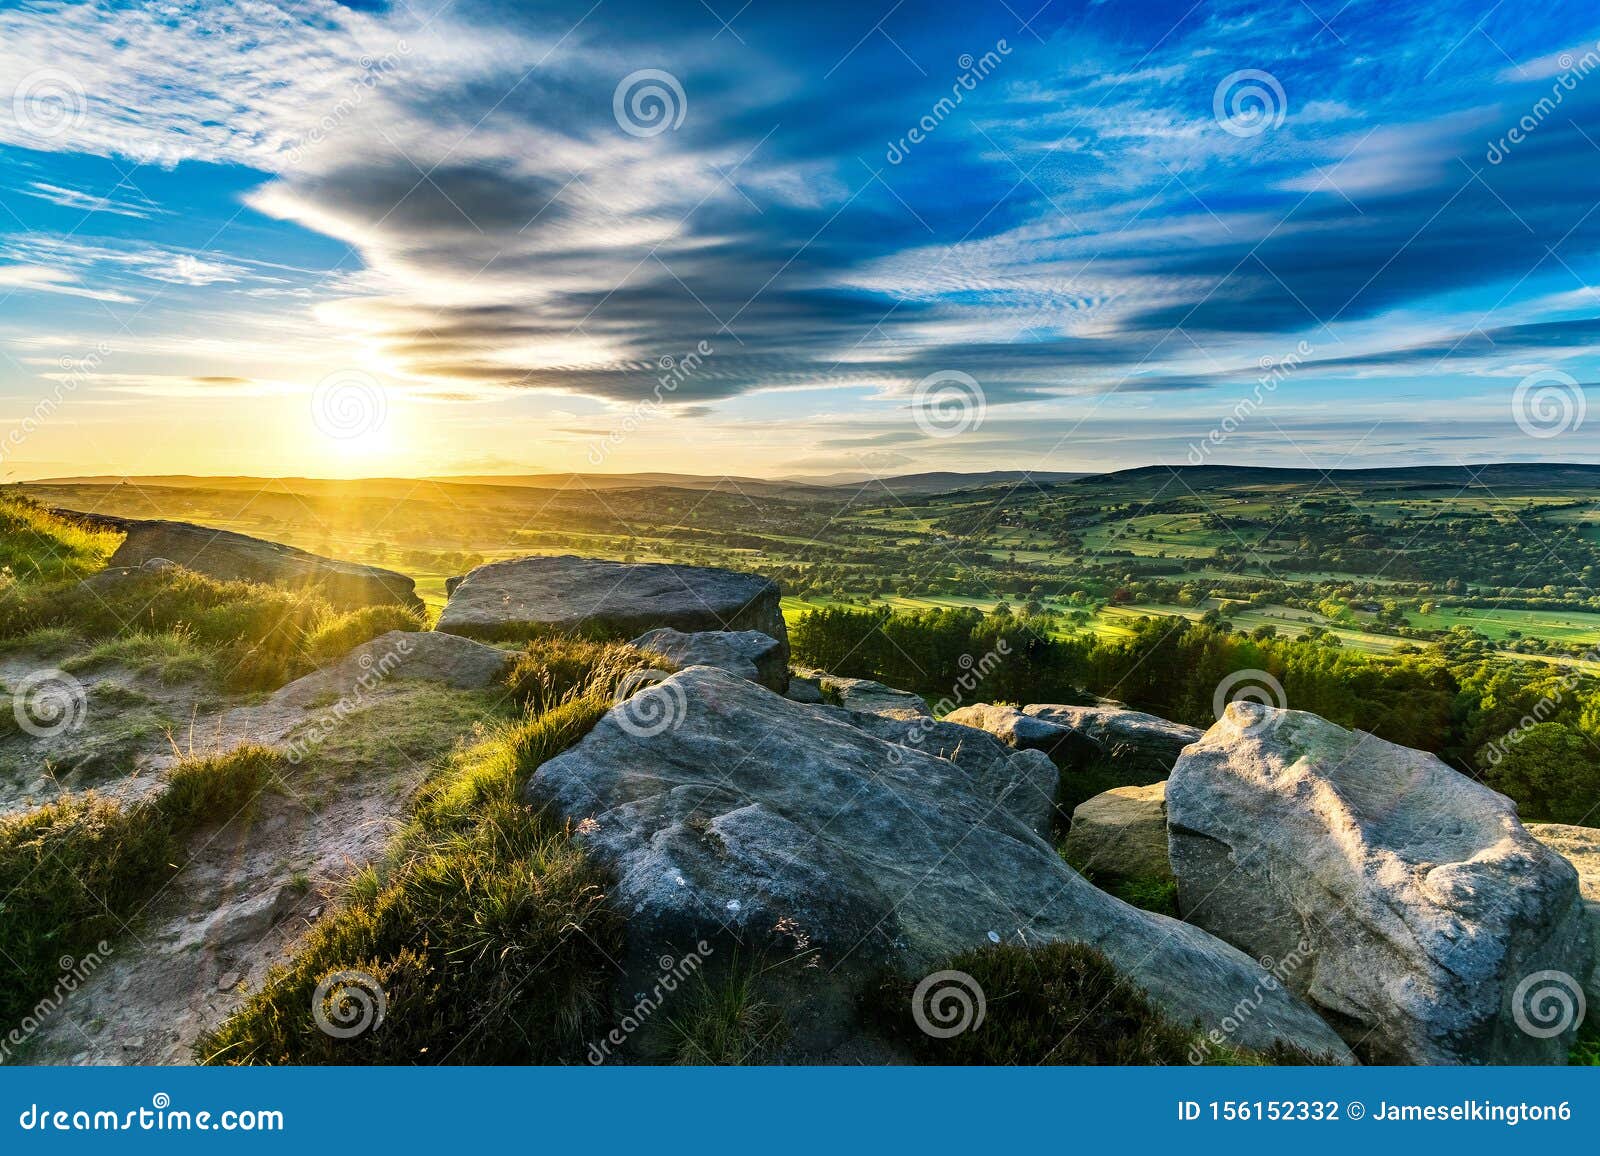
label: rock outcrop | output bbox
[1023,704,1201,778]
[835,710,1059,840]
[813,673,930,719]
[1528,823,1600,1021]
[529,667,1354,1062]
[1064,783,1173,885]
[1167,703,1593,1064]
[106,519,421,611]
[436,555,787,660]
[184,631,512,758]
[944,702,1103,770]
[630,628,788,693]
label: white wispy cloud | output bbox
[16,180,161,217]
[0,263,135,302]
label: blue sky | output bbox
[2,0,1600,479]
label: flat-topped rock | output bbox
[1065,782,1172,885]
[107,519,421,610]
[630,628,788,693]
[191,631,512,757]
[1168,703,1593,1064]
[436,555,787,660]
[529,667,1353,1063]
[836,710,1059,839]
[818,675,930,719]
[943,703,1103,770]
[1025,704,1201,778]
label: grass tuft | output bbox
[197,640,662,1065]
[0,494,117,588]
[646,962,787,1065]
[863,941,1320,1066]
[304,604,426,666]
[504,636,663,715]
[0,566,422,693]
[0,746,284,1027]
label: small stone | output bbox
[122,1036,144,1050]
[216,970,241,991]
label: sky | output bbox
[3,0,1600,481]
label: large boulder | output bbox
[815,674,930,720]
[529,667,1352,1062]
[1024,704,1201,778]
[190,631,512,758]
[1527,823,1600,1021]
[630,628,788,693]
[107,519,421,611]
[436,555,787,661]
[835,710,1059,840]
[1168,703,1593,1064]
[1065,783,1173,885]
[944,703,1103,770]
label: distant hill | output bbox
[30,470,1088,501]
[782,470,1089,494]
[1081,462,1600,491]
